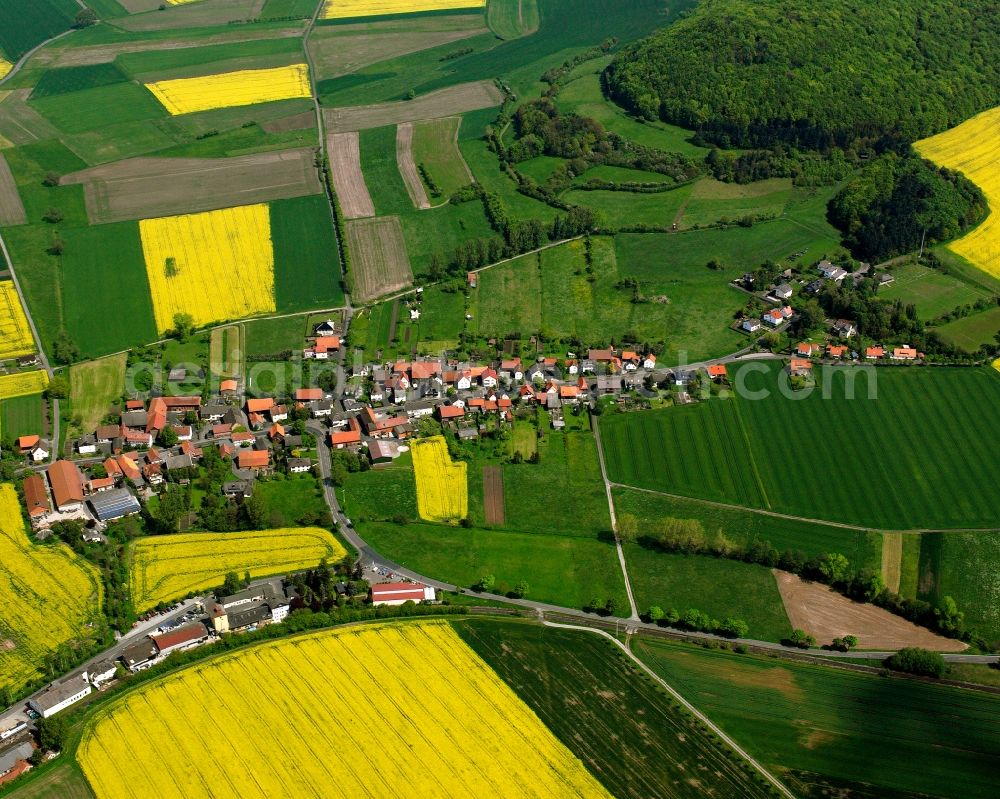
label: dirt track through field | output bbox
[773,570,967,652]
[324,80,503,132]
[62,149,322,223]
[326,132,375,219]
[346,216,413,302]
[0,154,26,226]
[483,465,505,525]
[881,532,903,594]
[396,123,430,210]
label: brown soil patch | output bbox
[0,154,26,226]
[881,532,903,594]
[0,90,59,145]
[326,132,375,219]
[797,726,837,750]
[387,299,400,342]
[48,28,305,68]
[262,111,315,134]
[396,122,430,210]
[115,0,267,32]
[483,465,505,525]
[345,216,413,302]
[309,27,485,80]
[324,80,503,133]
[61,148,322,224]
[773,570,967,652]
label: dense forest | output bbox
[828,155,987,261]
[605,0,1000,151]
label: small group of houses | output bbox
[795,341,921,362]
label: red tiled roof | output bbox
[17,435,39,451]
[23,474,49,517]
[370,582,426,602]
[220,379,238,392]
[47,460,84,508]
[211,423,233,437]
[246,398,274,413]
[330,429,361,446]
[295,388,323,402]
[438,405,464,419]
[706,364,727,377]
[410,361,441,379]
[153,623,206,653]
[238,450,270,469]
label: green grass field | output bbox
[410,116,472,199]
[634,638,1000,799]
[878,262,991,319]
[0,0,76,61]
[1,760,94,799]
[601,363,1000,530]
[474,235,745,360]
[935,305,1000,352]
[917,532,1000,647]
[116,36,303,80]
[243,315,308,357]
[485,0,539,39]
[209,325,242,379]
[30,63,129,99]
[624,545,791,641]
[0,394,45,441]
[564,185,693,228]
[361,519,629,610]
[270,195,345,313]
[613,487,882,568]
[456,620,776,799]
[69,353,127,432]
[31,82,167,135]
[254,475,330,528]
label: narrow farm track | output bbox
[591,419,639,620]
[543,620,798,799]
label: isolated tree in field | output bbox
[616,513,638,543]
[45,375,69,399]
[818,552,850,584]
[221,571,241,596]
[53,330,79,364]
[164,256,179,278]
[476,574,495,593]
[788,628,816,648]
[172,312,194,341]
[47,238,65,256]
[886,647,945,678]
[42,171,60,187]
[512,580,529,598]
[243,569,252,588]
[42,207,63,223]
[646,606,664,623]
[75,7,98,27]
[603,597,618,617]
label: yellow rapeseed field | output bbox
[0,369,47,400]
[0,281,35,360]
[411,435,467,521]
[322,0,485,19]
[78,620,611,799]
[139,203,276,334]
[130,527,346,612]
[0,484,102,695]
[915,107,1000,279]
[0,59,12,81]
[992,357,1000,373]
[145,64,311,115]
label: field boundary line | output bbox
[609,483,1000,535]
[729,394,771,510]
[542,620,797,799]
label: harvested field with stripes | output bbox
[396,122,430,209]
[345,215,413,301]
[0,153,25,225]
[773,570,966,652]
[62,149,323,224]
[881,532,903,593]
[327,131,375,218]
[483,465,505,525]
[324,80,503,132]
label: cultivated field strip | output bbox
[321,0,486,20]
[324,80,503,132]
[0,484,102,695]
[412,435,468,521]
[345,215,413,301]
[0,280,34,359]
[0,89,58,145]
[78,622,612,798]
[0,152,25,225]
[396,122,431,209]
[130,528,347,612]
[139,203,276,333]
[115,0,269,33]
[0,369,47,400]
[62,150,323,224]
[482,465,505,525]
[916,106,1000,278]
[326,131,376,218]
[602,364,1000,530]
[145,63,311,115]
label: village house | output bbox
[774,283,793,300]
[866,346,885,360]
[796,342,821,358]
[706,364,728,382]
[29,674,91,719]
[763,308,784,327]
[304,335,341,360]
[288,458,313,474]
[238,449,271,472]
[827,344,849,359]
[787,358,813,377]
[818,261,848,282]
[22,474,50,524]
[891,346,918,361]
[742,318,762,333]
[370,582,436,606]
[832,319,858,338]
[47,460,85,512]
